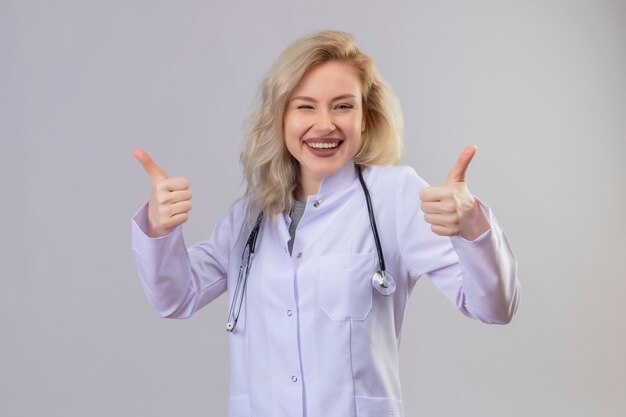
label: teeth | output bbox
[307,142,339,149]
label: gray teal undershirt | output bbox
[287,201,306,255]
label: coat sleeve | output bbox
[131,202,239,319]
[396,167,521,324]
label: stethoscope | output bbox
[226,164,396,332]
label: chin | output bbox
[308,161,345,178]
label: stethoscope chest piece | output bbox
[372,270,396,296]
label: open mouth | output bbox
[306,141,341,149]
[304,139,344,157]
[304,137,343,149]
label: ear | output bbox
[361,113,366,133]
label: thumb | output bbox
[445,145,477,185]
[133,148,168,182]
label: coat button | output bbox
[287,309,293,317]
[313,200,320,208]
[291,375,298,382]
[296,252,302,258]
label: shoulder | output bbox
[227,198,248,223]
[365,165,430,191]
[206,198,250,250]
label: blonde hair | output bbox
[241,31,404,218]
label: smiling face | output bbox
[284,61,365,199]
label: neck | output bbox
[295,175,321,202]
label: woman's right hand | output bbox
[133,148,192,238]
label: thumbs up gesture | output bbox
[133,148,192,238]
[419,145,490,241]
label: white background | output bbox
[1,1,625,416]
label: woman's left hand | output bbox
[419,145,490,241]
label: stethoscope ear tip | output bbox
[226,322,234,332]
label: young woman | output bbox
[132,30,520,417]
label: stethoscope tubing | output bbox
[226,213,262,332]
[355,164,386,273]
[226,164,395,332]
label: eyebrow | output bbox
[290,94,358,102]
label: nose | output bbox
[313,110,336,135]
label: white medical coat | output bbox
[132,163,520,417]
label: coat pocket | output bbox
[318,253,375,321]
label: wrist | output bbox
[459,199,490,241]
[147,220,172,238]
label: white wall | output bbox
[1,1,625,416]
